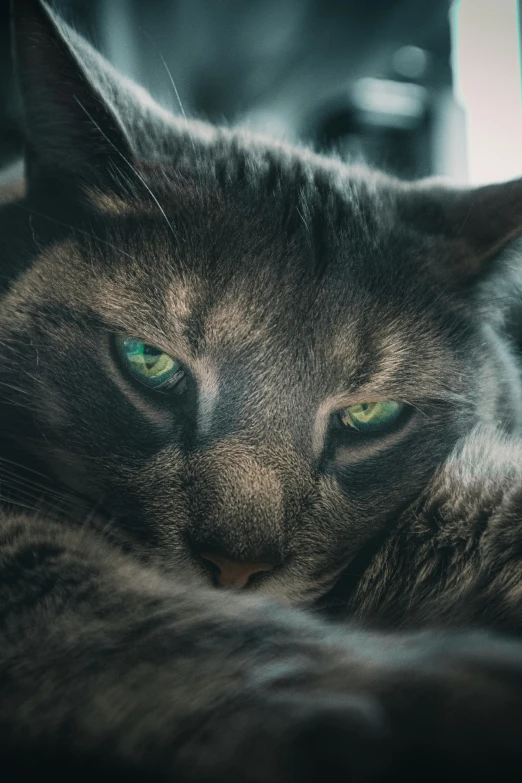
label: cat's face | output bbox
[0,162,506,604]
[1,0,521,604]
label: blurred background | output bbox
[0,0,521,186]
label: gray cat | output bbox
[2,0,522,779]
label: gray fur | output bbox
[1,0,522,778]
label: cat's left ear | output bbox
[11,0,134,193]
[399,177,522,286]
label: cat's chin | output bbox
[254,578,331,607]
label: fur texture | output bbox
[1,0,522,778]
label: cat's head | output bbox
[1,0,522,604]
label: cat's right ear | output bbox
[397,176,522,288]
[11,0,134,194]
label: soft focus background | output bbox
[0,0,521,185]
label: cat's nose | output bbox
[200,552,274,589]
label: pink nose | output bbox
[201,552,274,588]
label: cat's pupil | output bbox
[143,345,163,367]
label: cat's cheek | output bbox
[43,446,94,496]
[21,389,98,498]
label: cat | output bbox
[2,0,522,779]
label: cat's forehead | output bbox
[86,179,382,341]
[75,225,453,405]
[19,159,463,402]
[88,162,392,293]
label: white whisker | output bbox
[74,96,176,239]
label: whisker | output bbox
[74,97,176,239]
[0,491,54,515]
[0,380,32,396]
[157,52,202,173]
[159,51,189,126]
[15,204,137,261]
[0,466,79,504]
[0,455,52,480]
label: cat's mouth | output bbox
[197,551,350,607]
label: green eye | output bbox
[338,401,404,432]
[116,337,183,388]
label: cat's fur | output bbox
[2,0,522,778]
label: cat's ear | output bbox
[399,177,522,286]
[11,0,134,191]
